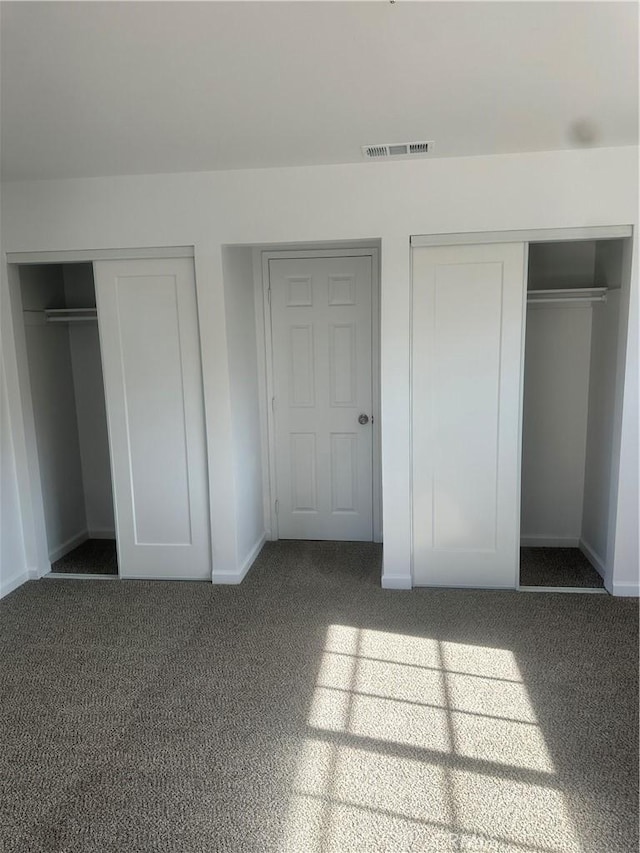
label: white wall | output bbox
[0,220,31,596]
[63,264,115,537]
[1,145,637,591]
[521,305,592,544]
[612,232,639,595]
[0,357,27,597]
[528,241,597,290]
[595,239,625,290]
[221,247,265,580]
[20,265,87,560]
[582,293,621,573]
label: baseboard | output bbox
[238,533,267,582]
[214,533,266,585]
[520,536,580,548]
[381,574,412,590]
[579,538,606,580]
[610,581,640,597]
[0,570,30,600]
[88,528,116,540]
[48,530,89,563]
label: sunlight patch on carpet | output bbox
[280,625,579,852]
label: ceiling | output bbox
[1,1,637,181]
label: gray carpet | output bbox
[1,541,637,853]
[51,539,118,576]
[520,547,605,588]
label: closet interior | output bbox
[20,263,117,576]
[520,238,625,589]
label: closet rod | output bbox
[527,295,607,305]
[45,316,98,323]
[22,308,98,324]
[527,287,607,305]
[44,308,97,323]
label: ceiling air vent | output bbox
[409,142,430,154]
[364,145,388,159]
[361,140,433,160]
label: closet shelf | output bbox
[527,287,607,305]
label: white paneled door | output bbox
[94,257,210,579]
[411,242,526,588]
[269,256,373,540]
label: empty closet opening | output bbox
[520,237,628,591]
[19,262,117,577]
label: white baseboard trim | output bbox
[88,528,116,540]
[381,574,412,590]
[520,536,580,548]
[0,570,30,600]
[48,530,89,563]
[610,581,640,597]
[579,538,606,579]
[213,534,266,585]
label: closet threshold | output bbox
[44,571,119,580]
[518,585,608,595]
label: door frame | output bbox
[409,225,634,592]
[4,246,198,581]
[256,246,382,543]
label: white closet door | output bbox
[411,242,526,588]
[94,257,210,580]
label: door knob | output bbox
[358,414,370,425]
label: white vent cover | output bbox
[361,140,433,160]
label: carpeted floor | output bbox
[1,541,637,853]
[520,547,605,588]
[51,539,118,576]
